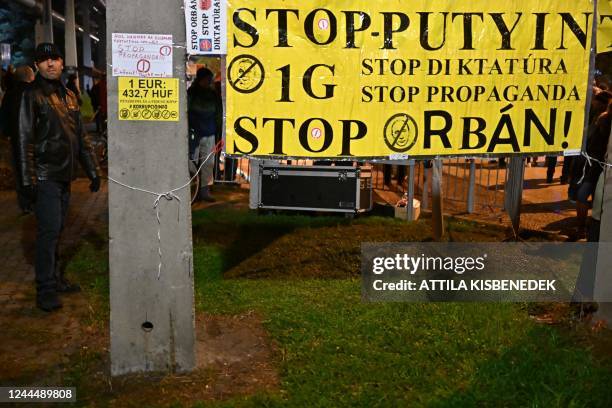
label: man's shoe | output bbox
[566,228,587,242]
[57,278,81,293]
[36,292,63,312]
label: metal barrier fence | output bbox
[370,159,508,214]
[212,153,251,184]
[215,156,509,216]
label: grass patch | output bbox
[68,206,612,406]
[189,207,612,407]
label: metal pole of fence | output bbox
[462,160,468,203]
[443,160,449,197]
[478,159,484,197]
[407,160,415,221]
[422,163,429,210]
[452,158,459,201]
[502,163,510,211]
[467,159,476,213]
[505,157,525,238]
[486,158,493,207]
[493,160,501,209]
[432,159,445,240]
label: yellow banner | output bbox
[118,77,179,121]
[226,1,594,158]
[598,0,612,53]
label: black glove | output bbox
[90,177,100,192]
[22,184,37,206]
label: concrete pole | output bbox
[593,129,612,324]
[64,0,78,76]
[431,159,444,240]
[35,20,45,45]
[107,0,195,376]
[42,0,53,43]
[422,163,429,210]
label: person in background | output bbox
[65,73,82,105]
[568,90,612,202]
[383,164,406,189]
[0,65,35,213]
[93,76,108,133]
[0,68,5,104]
[89,75,107,134]
[17,43,100,312]
[545,156,557,184]
[1,64,14,94]
[572,99,611,240]
[188,67,222,202]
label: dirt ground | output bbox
[0,183,279,406]
[0,300,279,407]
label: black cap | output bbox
[35,43,63,63]
[196,67,213,80]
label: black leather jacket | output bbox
[17,75,99,186]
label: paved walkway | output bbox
[0,178,108,307]
[372,159,581,236]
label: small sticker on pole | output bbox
[112,33,173,77]
[118,77,179,121]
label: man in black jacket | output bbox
[18,43,101,312]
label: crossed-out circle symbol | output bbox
[159,45,172,56]
[383,113,419,153]
[137,59,151,73]
[227,54,265,94]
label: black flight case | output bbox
[257,164,372,214]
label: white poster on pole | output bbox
[111,33,173,78]
[184,0,227,55]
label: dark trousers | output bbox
[561,156,573,183]
[224,157,238,182]
[35,180,70,296]
[545,156,558,181]
[383,165,406,187]
[9,136,31,212]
